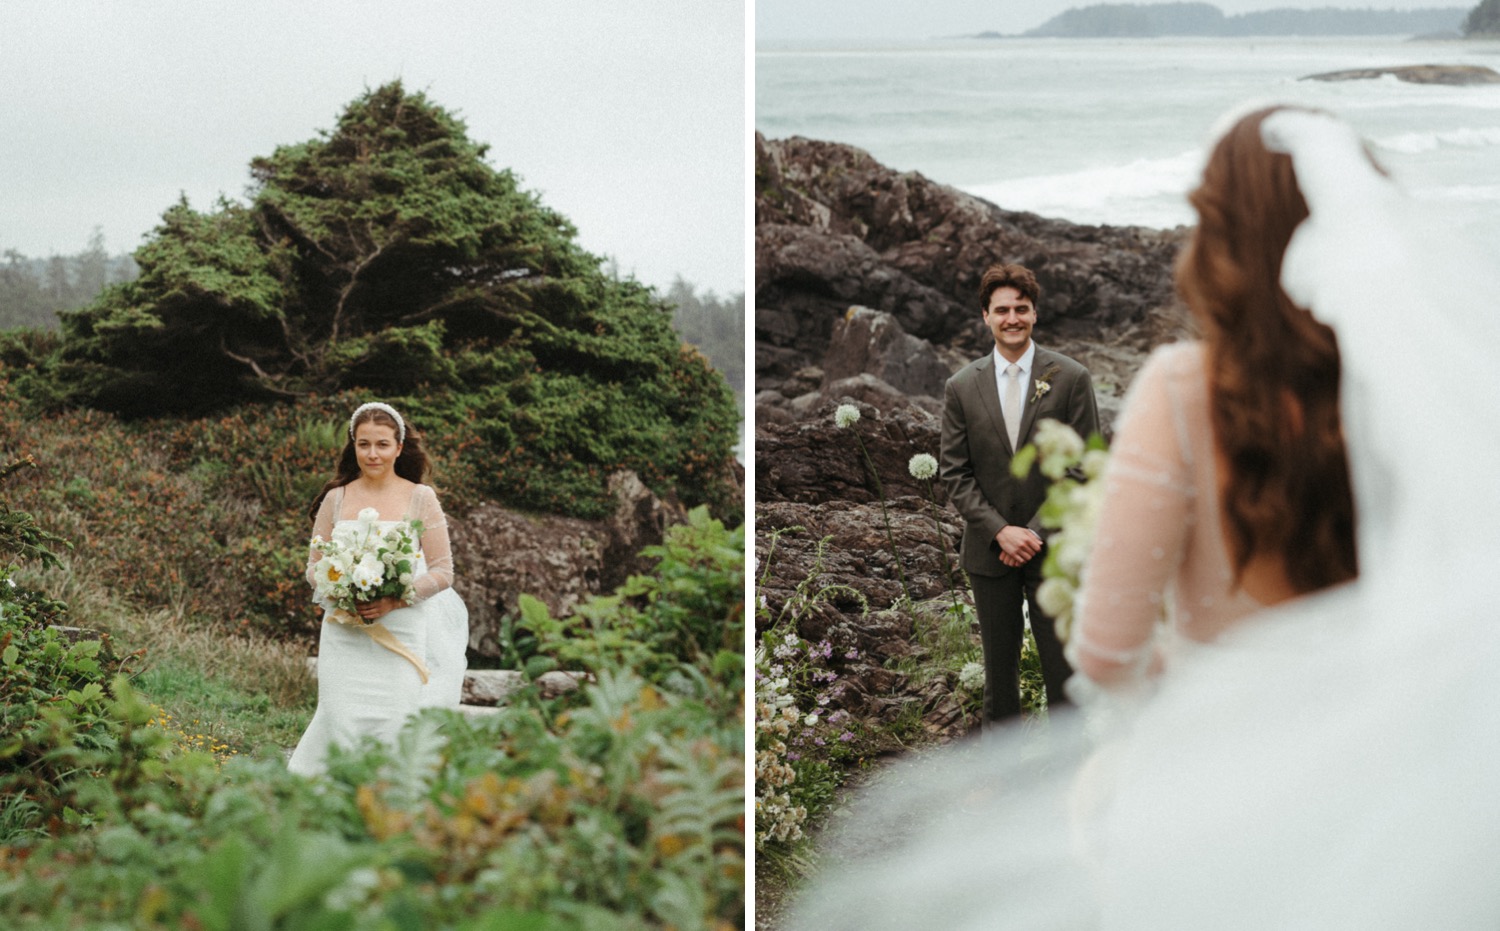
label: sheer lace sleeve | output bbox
[306,488,338,590]
[410,484,455,602]
[1069,345,1199,686]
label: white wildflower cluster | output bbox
[755,643,808,850]
[1025,420,1111,642]
[834,403,861,429]
[958,660,985,692]
[908,452,938,481]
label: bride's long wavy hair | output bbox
[308,406,431,520]
[1177,105,1358,594]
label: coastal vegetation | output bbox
[2,81,740,522]
[1008,2,1468,38]
[1,80,745,927]
[1,460,744,926]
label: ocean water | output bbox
[756,37,1500,253]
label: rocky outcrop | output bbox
[451,470,685,660]
[821,306,951,401]
[757,491,971,736]
[1302,64,1500,85]
[755,132,1190,407]
[756,400,945,508]
[757,401,980,739]
[755,134,1194,741]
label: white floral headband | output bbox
[348,402,406,443]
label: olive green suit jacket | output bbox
[939,344,1100,577]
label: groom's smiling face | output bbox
[984,286,1036,359]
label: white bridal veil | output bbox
[787,107,1500,929]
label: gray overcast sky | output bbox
[1,0,745,296]
[757,0,1474,41]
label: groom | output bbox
[940,263,1099,725]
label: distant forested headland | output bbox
[979,3,1470,38]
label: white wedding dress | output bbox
[789,109,1500,929]
[287,484,469,776]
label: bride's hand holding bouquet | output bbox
[310,506,425,625]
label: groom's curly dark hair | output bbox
[977,263,1041,310]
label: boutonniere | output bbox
[1032,364,1061,404]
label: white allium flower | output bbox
[958,661,985,691]
[356,506,381,525]
[834,403,861,428]
[908,453,939,481]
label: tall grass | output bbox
[20,555,315,757]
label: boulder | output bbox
[756,400,946,507]
[822,306,951,400]
[1302,64,1500,85]
[756,497,974,739]
[460,668,588,704]
[450,470,686,660]
[461,669,527,705]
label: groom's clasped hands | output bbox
[996,525,1043,568]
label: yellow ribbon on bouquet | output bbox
[325,608,430,684]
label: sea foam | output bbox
[964,151,1200,228]
[1377,127,1500,155]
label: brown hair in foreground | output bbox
[1177,105,1358,594]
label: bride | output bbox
[287,402,469,776]
[788,105,1500,928]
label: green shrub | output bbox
[516,507,745,711]
[0,459,126,843]
[0,520,746,928]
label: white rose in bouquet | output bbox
[351,552,385,593]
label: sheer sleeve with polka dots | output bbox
[1069,345,1199,684]
[409,484,455,602]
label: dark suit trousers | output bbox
[970,557,1074,723]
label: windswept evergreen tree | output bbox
[41,82,738,518]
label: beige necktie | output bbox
[1003,362,1023,450]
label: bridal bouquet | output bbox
[310,507,424,625]
[1011,419,1110,642]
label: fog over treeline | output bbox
[0,230,136,331]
